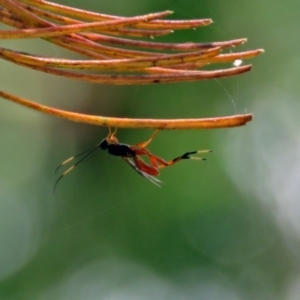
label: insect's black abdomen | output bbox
[107,143,135,157]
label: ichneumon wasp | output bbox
[54,128,211,190]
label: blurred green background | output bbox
[1,0,299,299]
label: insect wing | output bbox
[122,157,161,187]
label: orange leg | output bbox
[123,156,161,186]
[107,127,118,143]
[128,130,211,179]
[133,155,160,176]
[134,129,160,148]
[156,149,211,169]
[132,147,211,173]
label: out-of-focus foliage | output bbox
[0,0,298,299]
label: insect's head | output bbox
[99,139,108,150]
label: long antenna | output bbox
[53,145,99,193]
[55,146,99,175]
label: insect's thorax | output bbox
[100,139,135,157]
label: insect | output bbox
[54,128,211,190]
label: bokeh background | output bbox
[0,0,299,299]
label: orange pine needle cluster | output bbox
[0,0,263,129]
